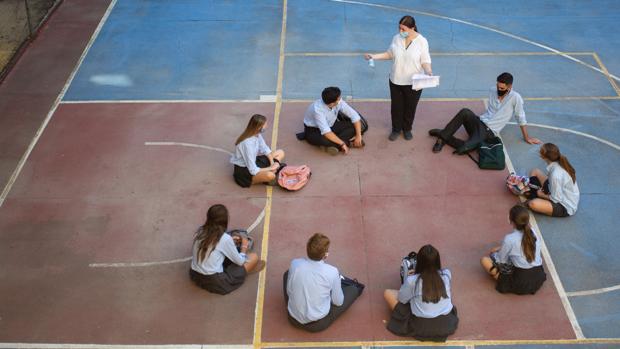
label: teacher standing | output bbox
[365,15,432,141]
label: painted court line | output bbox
[88,206,266,268]
[144,141,233,155]
[329,0,620,83]
[260,338,620,347]
[506,122,620,152]
[0,0,119,208]
[252,0,288,347]
[567,284,620,297]
[60,99,270,104]
[0,345,252,349]
[285,51,595,57]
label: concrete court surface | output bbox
[1,0,620,347]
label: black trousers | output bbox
[283,271,361,332]
[389,80,422,132]
[304,112,368,148]
[436,108,495,149]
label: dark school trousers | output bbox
[436,108,495,149]
[283,271,361,332]
[304,112,368,148]
[389,80,423,132]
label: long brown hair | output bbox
[510,204,537,263]
[194,204,229,262]
[399,15,418,32]
[540,143,576,183]
[235,114,266,145]
[413,244,448,303]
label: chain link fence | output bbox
[0,0,60,80]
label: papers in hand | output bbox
[411,74,440,90]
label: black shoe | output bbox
[388,131,400,141]
[404,131,413,140]
[432,139,444,153]
[428,128,442,137]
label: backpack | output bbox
[400,251,417,284]
[277,165,311,191]
[506,173,541,196]
[466,136,505,170]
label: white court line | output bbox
[330,0,620,83]
[0,0,119,208]
[502,143,585,339]
[507,122,620,151]
[60,99,270,104]
[88,207,265,268]
[0,344,251,349]
[567,284,620,297]
[144,141,233,155]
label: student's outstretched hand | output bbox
[352,135,364,148]
[525,136,542,144]
[364,53,372,60]
[269,163,280,172]
[341,143,350,154]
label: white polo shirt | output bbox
[387,33,432,86]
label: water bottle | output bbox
[368,57,375,67]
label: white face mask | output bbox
[324,252,329,260]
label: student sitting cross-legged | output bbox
[284,233,364,332]
[230,114,285,187]
[480,204,547,295]
[189,204,265,295]
[384,245,458,342]
[302,86,368,155]
[526,143,579,217]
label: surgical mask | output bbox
[497,89,508,96]
[399,31,409,38]
[260,128,266,133]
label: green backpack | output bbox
[466,136,506,170]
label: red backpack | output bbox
[277,165,311,191]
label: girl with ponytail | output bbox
[527,143,579,217]
[481,204,546,295]
[190,204,265,294]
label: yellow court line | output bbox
[592,52,620,97]
[282,96,620,103]
[253,0,288,348]
[260,338,620,348]
[284,51,594,57]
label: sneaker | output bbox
[249,260,266,274]
[432,139,444,153]
[404,131,413,140]
[428,128,442,137]
[388,131,400,141]
[320,145,339,156]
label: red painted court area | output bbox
[0,100,575,344]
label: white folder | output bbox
[411,74,440,90]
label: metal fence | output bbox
[0,0,60,80]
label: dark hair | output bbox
[413,244,448,303]
[307,233,330,261]
[194,204,229,262]
[399,15,417,32]
[497,72,513,85]
[510,204,537,263]
[236,114,267,145]
[321,87,341,105]
[540,143,576,183]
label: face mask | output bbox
[497,89,508,96]
[399,31,409,38]
[260,128,266,133]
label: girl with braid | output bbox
[481,204,547,295]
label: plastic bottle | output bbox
[368,57,375,67]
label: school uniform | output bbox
[387,269,459,342]
[494,229,547,295]
[303,99,368,148]
[528,162,579,217]
[434,88,527,150]
[387,33,431,133]
[230,134,272,187]
[189,232,247,295]
[283,258,363,332]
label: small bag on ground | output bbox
[490,251,514,275]
[400,251,418,283]
[277,165,311,191]
[506,173,541,196]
